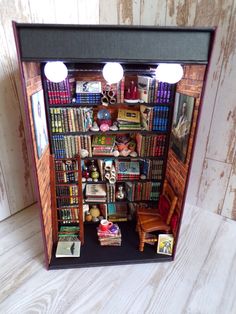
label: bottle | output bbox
[116,185,126,200]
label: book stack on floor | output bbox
[97,223,122,246]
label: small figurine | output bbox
[113,150,119,157]
[90,205,100,222]
[116,185,126,200]
[90,121,99,132]
[130,151,138,158]
[91,166,99,181]
[80,149,89,158]
[82,165,90,180]
[100,123,110,132]
[109,122,119,131]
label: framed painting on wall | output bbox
[170,93,195,163]
[31,90,49,159]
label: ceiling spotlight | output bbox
[155,64,183,84]
[44,61,68,83]
[102,62,124,84]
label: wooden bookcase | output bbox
[13,23,215,269]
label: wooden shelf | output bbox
[49,102,172,108]
[84,200,159,205]
[55,182,78,185]
[52,130,168,136]
[84,179,162,184]
[81,156,164,161]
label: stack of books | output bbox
[115,161,140,180]
[117,108,141,130]
[85,183,107,203]
[75,81,102,104]
[140,104,170,132]
[137,75,175,104]
[97,224,122,246]
[92,134,116,156]
[45,78,71,105]
[136,134,166,157]
[108,203,128,222]
[49,107,93,133]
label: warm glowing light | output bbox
[102,62,124,84]
[155,64,183,84]
[44,61,68,83]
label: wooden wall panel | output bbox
[166,65,206,235]
[166,0,198,26]
[99,0,140,24]
[140,0,167,25]
[0,1,34,220]
[197,159,232,214]
[0,162,11,220]
[165,0,236,219]
[0,1,99,221]
[99,0,119,24]
[0,0,235,222]
[23,62,53,265]
[193,0,236,218]
[221,157,236,219]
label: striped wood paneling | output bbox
[0,0,235,222]
[0,1,99,221]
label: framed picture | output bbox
[170,93,195,163]
[31,90,48,159]
[157,234,174,255]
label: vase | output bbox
[116,185,126,200]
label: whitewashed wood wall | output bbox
[0,0,235,221]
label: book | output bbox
[157,234,174,255]
[85,184,106,197]
[56,240,81,257]
[117,108,140,124]
[92,134,116,147]
[137,75,153,103]
[140,105,153,130]
[76,81,102,93]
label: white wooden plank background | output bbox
[0,0,235,221]
[1,203,236,313]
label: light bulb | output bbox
[155,64,183,84]
[44,61,68,83]
[102,62,124,84]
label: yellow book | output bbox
[117,109,140,123]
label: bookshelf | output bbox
[14,23,214,269]
[42,66,175,255]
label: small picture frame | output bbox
[157,234,174,255]
[170,93,195,163]
[31,90,49,159]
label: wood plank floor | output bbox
[0,203,236,314]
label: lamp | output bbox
[102,62,124,84]
[155,64,183,84]
[44,61,68,83]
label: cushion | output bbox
[158,195,170,223]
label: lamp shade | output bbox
[102,62,124,84]
[44,61,68,83]
[155,64,183,84]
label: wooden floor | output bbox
[0,203,236,314]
